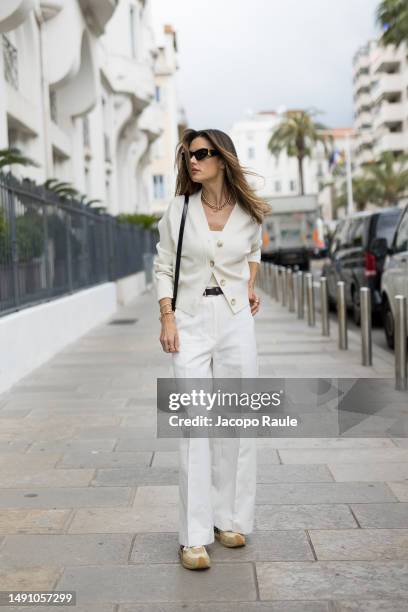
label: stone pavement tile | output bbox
[278,448,408,464]
[0,455,60,469]
[150,451,178,467]
[132,485,178,507]
[333,600,408,612]
[392,438,408,447]
[255,437,396,449]
[116,438,179,452]
[119,604,331,612]
[58,451,153,468]
[256,447,280,463]
[0,487,132,508]
[256,560,408,600]
[0,534,133,567]
[0,469,94,488]
[0,409,31,418]
[0,440,31,452]
[0,567,59,590]
[130,530,314,563]
[328,462,408,482]
[93,466,178,486]
[257,464,333,483]
[351,503,408,528]
[387,481,408,501]
[27,439,116,453]
[68,502,178,533]
[56,563,257,603]
[75,426,156,439]
[3,398,126,409]
[309,528,408,560]
[255,504,357,530]
[256,482,397,504]
[0,509,71,534]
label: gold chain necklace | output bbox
[201,189,233,212]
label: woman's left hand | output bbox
[248,285,261,316]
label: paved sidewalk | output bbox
[0,285,407,611]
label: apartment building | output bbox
[353,39,408,169]
[148,24,187,216]
[0,0,184,215]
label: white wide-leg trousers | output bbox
[172,293,258,546]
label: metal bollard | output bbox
[337,281,348,350]
[268,262,274,297]
[287,268,295,312]
[280,266,287,306]
[305,273,315,326]
[274,265,280,302]
[360,287,372,366]
[395,295,407,390]
[270,264,276,300]
[320,277,330,336]
[296,271,304,319]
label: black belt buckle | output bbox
[203,287,223,296]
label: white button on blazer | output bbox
[153,188,263,316]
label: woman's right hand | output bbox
[160,314,180,353]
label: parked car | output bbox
[321,207,403,325]
[380,205,408,348]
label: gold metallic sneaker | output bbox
[214,526,246,547]
[179,545,211,570]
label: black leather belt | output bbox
[203,286,224,296]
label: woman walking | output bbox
[154,128,270,570]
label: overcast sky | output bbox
[151,0,381,132]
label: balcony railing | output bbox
[2,35,18,90]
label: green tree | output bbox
[267,109,332,195]
[0,147,39,170]
[377,0,408,46]
[362,151,408,206]
[334,176,378,217]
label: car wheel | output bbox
[351,287,361,326]
[382,297,395,350]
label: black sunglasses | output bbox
[183,148,220,161]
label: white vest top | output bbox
[154,189,263,316]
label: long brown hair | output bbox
[174,128,272,224]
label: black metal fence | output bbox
[0,172,158,317]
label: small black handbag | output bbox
[171,193,189,311]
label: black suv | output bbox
[321,207,403,325]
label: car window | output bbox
[349,218,365,248]
[394,209,408,253]
[339,220,352,248]
[374,210,402,247]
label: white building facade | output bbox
[148,24,187,216]
[353,39,408,169]
[230,111,331,199]
[0,0,183,216]
[230,111,352,220]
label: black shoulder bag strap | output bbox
[172,193,189,311]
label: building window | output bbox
[49,90,58,123]
[248,147,255,160]
[130,5,137,58]
[274,180,281,193]
[2,35,18,90]
[83,116,90,148]
[155,85,161,102]
[153,175,165,199]
[289,180,296,192]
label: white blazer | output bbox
[153,188,263,316]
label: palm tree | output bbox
[335,176,378,215]
[0,147,39,170]
[362,151,408,206]
[377,0,408,46]
[267,109,332,195]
